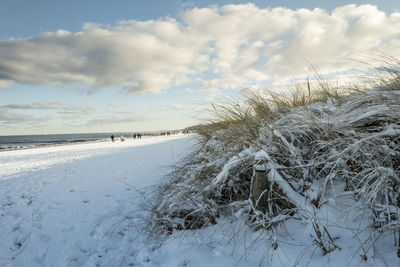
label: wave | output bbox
[0,136,109,152]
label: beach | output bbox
[1,133,397,266]
[0,134,198,266]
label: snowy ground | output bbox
[0,135,193,266]
[1,134,399,266]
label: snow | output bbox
[1,134,399,266]
[0,135,193,266]
[209,148,253,188]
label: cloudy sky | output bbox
[0,0,399,135]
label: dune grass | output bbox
[149,57,400,260]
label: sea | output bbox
[0,132,134,151]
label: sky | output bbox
[0,0,399,135]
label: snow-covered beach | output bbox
[1,133,399,267]
[0,134,197,266]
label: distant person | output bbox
[133,133,137,139]
[111,135,115,142]
[120,135,125,142]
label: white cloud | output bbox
[107,103,120,107]
[87,113,145,126]
[0,4,399,95]
[0,108,49,125]
[164,104,208,111]
[0,20,208,94]
[0,80,13,90]
[1,102,102,125]
[200,78,246,99]
[2,102,99,116]
[181,5,297,79]
[263,5,400,78]
[58,105,98,115]
[3,102,64,109]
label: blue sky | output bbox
[0,0,399,135]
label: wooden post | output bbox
[251,165,269,213]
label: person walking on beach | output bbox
[120,134,125,142]
[111,135,115,142]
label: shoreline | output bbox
[0,138,110,152]
[0,134,193,179]
[0,133,189,152]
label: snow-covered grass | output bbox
[151,62,400,265]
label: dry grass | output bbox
[149,57,400,258]
[198,75,355,144]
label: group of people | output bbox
[110,133,141,142]
[110,134,125,142]
[110,130,184,142]
[133,133,142,139]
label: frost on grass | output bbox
[151,64,400,260]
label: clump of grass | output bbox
[150,57,400,257]
[198,75,352,144]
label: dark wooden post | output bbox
[251,165,269,213]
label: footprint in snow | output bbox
[9,238,28,259]
[2,201,15,208]
[11,241,22,250]
[19,194,33,205]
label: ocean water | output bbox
[0,132,131,151]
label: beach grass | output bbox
[150,56,400,259]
